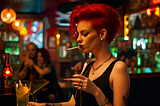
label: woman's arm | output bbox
[33,64,51,77]
[18,61,29,80]
[29,59,51,77]
[18,66,28,79]
[29,95,76,106]
[111,61,130,106]
[56,95,75,106]
[72,74,112,106]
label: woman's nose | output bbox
[76,35,82,43]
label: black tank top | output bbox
[73,60,119,106]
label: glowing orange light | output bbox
[7,13,11,18]
[12,19,22,31]
[147,9,151,16]
[155,7,160,16]
[153,0,160,4]
[1,7,16,24]
[66,43,70,47]
[125,21,129,25]
[56,34,60,45]
[124,15,129,38]
[125,28,129,33]
[19,27,28,36]
[5,70,10,75]
[15,21,19,26]
[56,34,60,39]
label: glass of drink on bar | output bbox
[15,80,31,106]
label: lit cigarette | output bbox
[65,46,80,51]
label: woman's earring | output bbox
[101,38,103,41]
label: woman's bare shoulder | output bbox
[112,60,128,74]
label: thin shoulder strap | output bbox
[107,59,120,74]
[81,58,95,75]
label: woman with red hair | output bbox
[29,3,130,106]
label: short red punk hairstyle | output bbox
[69,3,121,44]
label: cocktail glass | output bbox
[15,80,31,106]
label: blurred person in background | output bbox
[0,37,5,54]
[117,41,137,67]
[29,48,66,103]
[18,42,39,81]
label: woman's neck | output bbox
[93,43,112,65]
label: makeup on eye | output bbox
[83,33,89,37]
[80,30,89,37]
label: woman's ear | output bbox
[100,29,107,40]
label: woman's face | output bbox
[37,52,45,65]
[77,20,101,53]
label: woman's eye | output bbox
[84,34,88,37]
[83,33,89,37]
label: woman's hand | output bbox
[71,74,99,95]
[24,59,30,67]
[28,59,35,67]
[29,102,45,106]
[24,59,34,67]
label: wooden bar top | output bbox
[30,79,49,95]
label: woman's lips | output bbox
[79,45,83,48]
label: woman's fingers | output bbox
[28,102,44,106]
[71,82,80,85]
[72,74,86,79]
[28,102,34,106]
[64,74,90,91]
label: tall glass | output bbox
[15,81,31,106]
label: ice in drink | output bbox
[15,80,31,106]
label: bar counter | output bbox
[128,67,160,106]
[128,67,160,78]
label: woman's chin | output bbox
[82,50,91,54]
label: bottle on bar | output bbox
[2,53,13,94]
[136,48,142,67]
[0,71,3,94]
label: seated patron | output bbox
[117,41,137,67]
[29,48,66,103]
[18,42,39,81]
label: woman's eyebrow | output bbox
[79,29,84,34]
[80,29,88,34]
